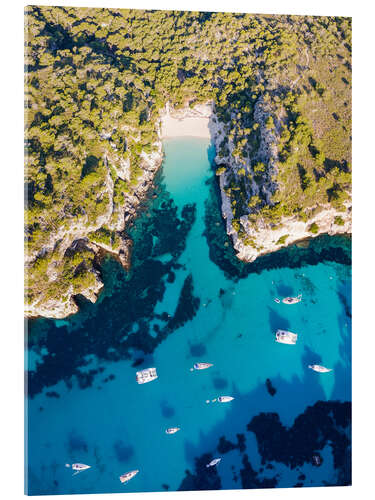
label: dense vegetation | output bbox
[25,6,351,313]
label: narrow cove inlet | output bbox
[26,137,351,495]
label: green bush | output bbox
[334,216,345,226]
[232,219,241,232]
[276,234,289,245]
[308,222,319,234]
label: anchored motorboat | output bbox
[166,427,180,434]
[193,362,213,370]
[119,470,139,484]
[136,367,158,384]
[308,364,332,373]
[275,329,298,344]
[282,294,302,304]
[218,396,234,403]
[67,463,91,475]
[206,458,222,467]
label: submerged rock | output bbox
[265,378,277,396]
[247,400,351,483]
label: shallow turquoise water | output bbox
[26,138,351,494]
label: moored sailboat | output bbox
[282,294,302,304]
[119,470,139,484]
[66,463,91,475]
[206,458,222,467]
[165,427,180,434]
[218,396,234,403]
[193,362,213,370]
[308,364,332,373]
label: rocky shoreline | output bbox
[208,103,352,263]
[25,138,164,320]
[26,101,351,319]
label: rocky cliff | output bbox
[209,101,351,263]
[25,142,163,319]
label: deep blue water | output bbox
[26,137,351,495]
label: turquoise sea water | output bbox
[26,137,351,494]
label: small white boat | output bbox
[275,329,298,345]
[309,364,332,373]
[274,298,281,303]
[120,469,139,484]
[193,362,213,370]
[282,294,302,304]
[136,368,158,384]
[206,458,222,467]
[218,396,234,403]
[166,427,180,434]
[69,463,91,475]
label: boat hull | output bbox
[309,365,332,373]
[275,329,298,344]
[282,295,302,304]
[193,363,213,370]
[72,463,91,471]
[136,368,158,384]
[206,458,222,467]
[120,470,139,484]
[166,427,180,434]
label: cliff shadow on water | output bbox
[26,166,201,397]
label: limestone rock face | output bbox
[25,142,163,320]
[208,102,351,264]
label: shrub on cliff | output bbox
[308,223,319,234]
[334,216,345,226]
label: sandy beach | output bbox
[160,103,211,139]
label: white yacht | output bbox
[119,470,139,484]
[136,367,158,384]
[275,329,298,344]
[69,463,91,475]
[166,427,180,434]
[218,396,234,403]
[308,364,332,373]
[206,458,222,467]
[282,294,302,304]
[193,362,213,370]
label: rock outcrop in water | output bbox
[247,400,351,482]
